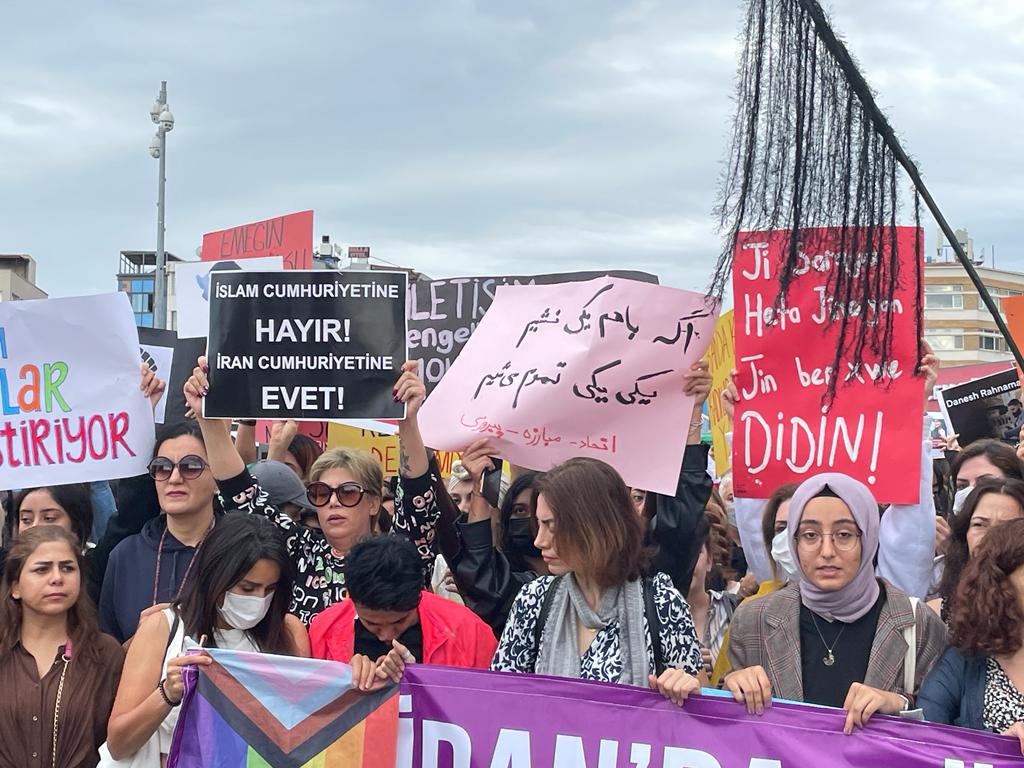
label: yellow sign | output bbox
[326,424,460,477]
[707,309,735,477]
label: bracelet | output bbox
[689,420,703,429]
[158,679,181,708]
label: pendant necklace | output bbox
[810,613,845,667]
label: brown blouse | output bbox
[0,633,124,768]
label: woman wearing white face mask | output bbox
[105,514,309,765]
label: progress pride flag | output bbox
[732,227,924,503]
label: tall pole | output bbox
[154,105,167,329]
[797,0,1024,370]
[150,80,173,330]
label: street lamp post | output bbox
[148,82,174,329]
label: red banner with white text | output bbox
[731,227,924,503]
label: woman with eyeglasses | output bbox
[184,357,441,626]
[98,422,223,644]
[724,473,947,734]
[104,513,308,766]
[0,526,124,768]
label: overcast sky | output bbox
[1,0,1021,298]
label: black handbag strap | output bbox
[533,575,564,653]
[164,612,181,657]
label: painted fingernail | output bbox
[392,388,398,396]
[202,365,209,373]
[393,396,400,402]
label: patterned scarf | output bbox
[536,574,649,686]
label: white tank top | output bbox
[157,609,261,754]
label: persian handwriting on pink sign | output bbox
[460,415,619,454]
[518,284,713,351]
[474,361,568,409]
[572,360,674,406]
[475,360,674,410]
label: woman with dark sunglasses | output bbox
[184,356,442,626]
[98,421,224,644]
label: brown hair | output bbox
[533,458,645,590]
[0,526,103,662]
[703,500,731,572]
[288,434,324,481]
[951,439,1024,488]
[951,517,1024,655]
[940,477,1024,619]
[761,483,799,580]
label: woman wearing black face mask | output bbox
[500,473,545,573]
[430,361,715,636]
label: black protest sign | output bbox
[165,336,208,425]
[137,327,175,424]
[938,368,1022,447]
[205,271,408,420]
[408,270,658,393]
[136,328,207,426]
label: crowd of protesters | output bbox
[8,328,1024,767]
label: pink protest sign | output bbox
[417,277,719,495]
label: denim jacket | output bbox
[918,646,988,731]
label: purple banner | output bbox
[399,666,1024,767]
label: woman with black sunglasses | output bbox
[184,356,441,626]
[98,421,223,644]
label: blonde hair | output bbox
[309,447,383,497]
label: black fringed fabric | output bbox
[712,0,922,399]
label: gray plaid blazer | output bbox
[726,580,948,701]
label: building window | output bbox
[130,293,153,313]
[130,278,155,294]
[135,312,154,328]
[980,335,1005,351]
[924,293,964,309]
[926,333,964,351]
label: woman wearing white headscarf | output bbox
[724,473,948,733]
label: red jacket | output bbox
[310,590,497,669]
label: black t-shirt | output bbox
[799,587,887,708]
[353,618,424,662]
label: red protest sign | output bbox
[200,210,314,270]
[731,227,924,503]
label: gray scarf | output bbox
[536,575,649,686]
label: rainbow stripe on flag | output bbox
[167,649,397,768]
